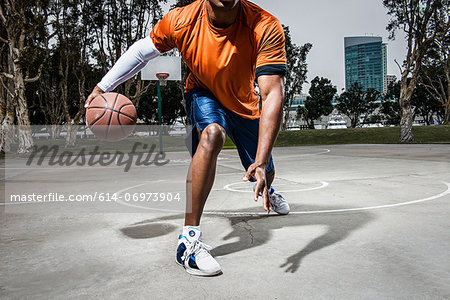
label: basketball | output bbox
[86,92,137,141]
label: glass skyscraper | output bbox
[345,36,386,94]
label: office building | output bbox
[345,36,386,94]
[387,74,397,89]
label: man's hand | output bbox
[84,85,104,109]
[243,161,271,212]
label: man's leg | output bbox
[185,123,226,226]
[177,123,226,276]
[177,90,227,276]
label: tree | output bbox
[420,27,450,124]
[381,81,402,125]
[137,80,186,128]
[302,77,336,128]
[169,0,197,127]
[0,25,14,152]
[411,83,442,124]
[383,0,450,142]
[281,25,312,130]
[171,0,196,9]
[89,0,166,104]
[295,106,308,126]
[48,0,98,147]
[337,82,379,128]
[0,0,52,152]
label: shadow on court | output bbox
[120,204,375,273]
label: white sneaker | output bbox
[253,185,290,215]
[176,230,222,276]
[269,191,290,215]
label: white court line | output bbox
[205,181,450,215]
[275,149,331,159]
[1,180,166,206]
[1,148,329,170]
[1,156,229,170]
[216,148,331,170]
[216,172,242,177]
[223,181,329,193]
[3,181,449,215]
[1,163,190,170]
[216,149,331,165]
[112,180,187,213]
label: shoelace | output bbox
[183,239,212,263]
[270,193,284,208]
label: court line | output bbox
[216,148,331,166]
[1,180,166,206]
[274,149,331,159]
[3,181,448,215]
[110,180,450,214]
[1,163,191,170]
[2,148,330,171]
[205,181,450,215]
[1,156,230,170]
[223,181,329,193]
[215,172,243,177]
[112,180,189,213]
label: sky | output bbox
[163,0,408,94]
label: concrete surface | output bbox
[1,144,449,299]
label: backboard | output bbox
[141,56,182,81]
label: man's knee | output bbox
[198,123,226,154]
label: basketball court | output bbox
[1,143,449,298]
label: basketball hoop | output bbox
[156,72,170,86]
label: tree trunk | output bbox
[398,68,416,142]
[443,104,450,125]
[282,92,294,131]
[351,116,357,128]
[445,82,450,125]
[65,124,79,148]
[12,56,34,153]
[45,125,61,139]
[282,107,289,131]
[399,91,414,142]
[0,72,15,153]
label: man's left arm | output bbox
[243,74,284,211]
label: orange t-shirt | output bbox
[150,0,286,120]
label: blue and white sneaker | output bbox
[176,229,222,276]
[253,185,290,215]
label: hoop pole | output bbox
[157,80,163,154]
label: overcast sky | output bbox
[163,0,408,94]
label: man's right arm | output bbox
[84,36,161,108]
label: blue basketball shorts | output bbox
[184,88,274,178]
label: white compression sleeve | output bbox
[97,36,161,92]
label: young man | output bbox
[85,0,289,276]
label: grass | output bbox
[223,125,450,149]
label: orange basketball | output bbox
[86,93,137,141]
